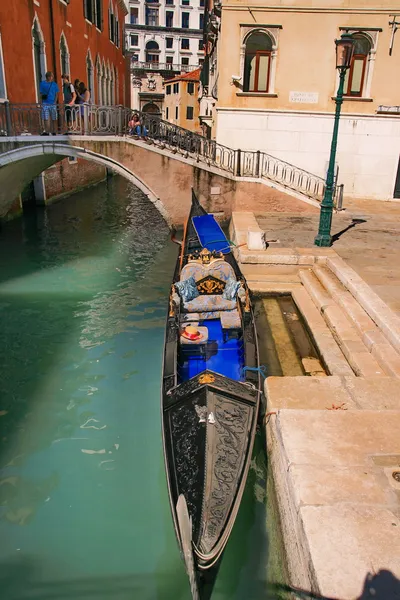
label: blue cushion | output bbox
[175,276,199,302]
[222,277,240,301]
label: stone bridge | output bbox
[0,135,318,225]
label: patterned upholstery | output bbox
[223,277,241,300]
[183,295,236,313]
[175,276,199,302]
[220,309,241,329]
[180,260,236,284]
[180,262,206,283]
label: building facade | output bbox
[0,0,129,105]
[126,0,204,112]
[202,0,400,201]
[164,68,200,130]
[0,0,129,216]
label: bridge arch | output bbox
[0,143,170,223]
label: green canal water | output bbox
[0,177,286,600]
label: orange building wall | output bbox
[0,0,129,105]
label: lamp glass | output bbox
[335,33,355,69]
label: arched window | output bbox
[101,61,106,105]
[32,17,46,101]
[344,34,372,97]
[109,2,115,43]
[146,40,159,63]
[106,64,111,105]
[60,33,70,77]
[243,32,272,93]
[87,51,94,103]
[96,56,102,104]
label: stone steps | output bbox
[300,263,400,378]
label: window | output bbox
[115,16,120,47]
[60,34,70,76]
[198,39,204,50]
[182,12,189,28]
[87,51,94,101]
[181,57,189,65]
[166,11,174,27]
[199,13,204,29]
[166,85,171,95]
[243,31,272,93]
[0,35,6,100]
[84,0,94,22]
[181,38,190,50]
[173,82,179,93]
[130,7,138,24]
[182,0,190,4]
[166,107,169,119]
[146,40,159,63]
[130,34,139,46]
[344,34,372,97]
[175,106,178,119]
[146,7,159,26]
[166,37,173,48]
[131,54,139,62]
[186,106,194,120]
[187,81,194,94]
[95,0,102,29]
[166,0,173,4]
[109,3,115,42]
[32,19,46,101]
[166,56,173,65]
[199,58,204,65]
[84,0,102,27]
[200,0,204,5]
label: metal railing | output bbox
[0,102,338,203]
[131,61,199,73]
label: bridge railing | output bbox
[0,102,336,203]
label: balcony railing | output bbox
[0,102,336,203]
[131,61,198,73]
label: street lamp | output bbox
[314,33,355,247]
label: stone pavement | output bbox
[256,199,400,316]
[230,207,400,600]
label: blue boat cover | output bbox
[192,214,230,254]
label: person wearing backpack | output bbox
[39,71,60,135]
[62,74,77,133]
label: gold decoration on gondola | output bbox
[196,277,224,295]
[198,373,215,384]
[169,284,176,317]
[187,248,223,264]
[244,287,251,313]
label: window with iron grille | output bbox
[186,106,193,120]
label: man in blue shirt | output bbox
[39,71,59,135]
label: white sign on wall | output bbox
[289,91,319,104]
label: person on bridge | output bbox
[62,74,77,133]
[40,71,60,136]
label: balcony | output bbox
[131,61,199,74]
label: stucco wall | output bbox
[217,110,400,200]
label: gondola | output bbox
[161,191,262,599]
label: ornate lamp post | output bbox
[314,33,355,247]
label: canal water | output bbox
[0,176,286,600]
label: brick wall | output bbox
[44,157,106,201]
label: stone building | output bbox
[200,0,400,201]
[125,0,205,113]
[0,0,129,213]
[163,68,201,131]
